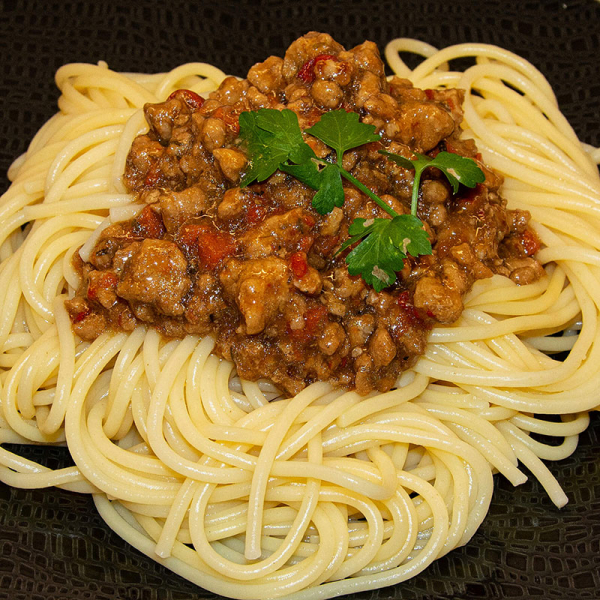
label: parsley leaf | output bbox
[239,109,315,186]
[312,163,345,214]
[426,151,486,192]
[306,111,381,166]
[379,149,485,216]
[280,161,345,214]
[341,215,432,292]
[237,107,445,292]
[280,159,322,190]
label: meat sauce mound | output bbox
[66,33,544,396]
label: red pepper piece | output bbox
[445,140,457,154]
[198,231,237,270]
[297,235,315,253]
[302,214,317,228]
[167,89,205,110]
[297,54,338,83]
[460,183,485,203]
[288,303,328,344]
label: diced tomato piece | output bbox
[246,202,268,225]
[298,235,314,253]
[520,228,541,256]
[288,303,328,344]
[144,162,161,188]
[133,205,165,239]
[397,290,423,323]
[290,251,308,278]
[303,214,316,228]
[87,272,118,301]
[304,304,328,333]
[167,89,205,110]
[73,307,91,323]
[297,54,338,83]
[198,231,237,269]
[178,222,237,270]
[425,89,435,100]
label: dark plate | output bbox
[1,1,599,598]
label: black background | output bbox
[0,1,599,598]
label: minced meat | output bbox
[65,32,543,396]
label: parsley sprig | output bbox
[379,149,486,216]
[238,108,484,292]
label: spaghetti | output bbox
[0,37,598,600]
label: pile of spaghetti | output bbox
[0,37,599,600]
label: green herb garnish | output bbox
[238,109,314,185]
[379,149,486,216]
[339,215,432,291]
[238,108,483,292]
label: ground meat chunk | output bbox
[350,40,386,77]
[158,186,208,233]
[347,314,376,348]
[318,322,346,356]
[123,136,165,190]
[201,117,227,151]
[184,273,230,334]
[88,221,139,270]
[368,326,396,367]
[116,239,191,316]
[282,32,344,82]
[240,208,315,259]
[311,80,343,108]
[505,257,546,285]
[212,148,247,182]
[86,270,118,309]
[219,257,292,335]
[396,101,456,151]
[353,71,383,109]
[248,56,284,94]
[413,275,463,323]
[144,98,185,145]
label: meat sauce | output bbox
[65,33,544,396]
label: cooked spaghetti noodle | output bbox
[0,37,598,600]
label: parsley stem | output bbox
[410,168,422,217]
[338,168,400,218]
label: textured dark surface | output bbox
[1,0,600,598]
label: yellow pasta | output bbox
[0,38,598,599]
